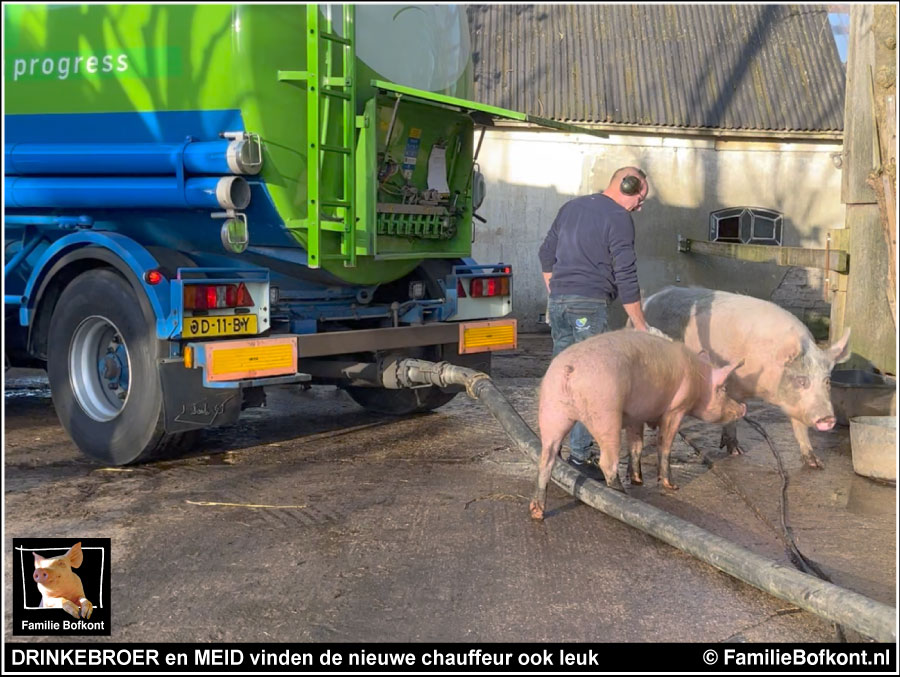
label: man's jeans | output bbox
[548,295,609,462]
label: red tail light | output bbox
[184,283,255,310]
[206,286,219,310]
[470,276,510,298]
[457,279,467,298]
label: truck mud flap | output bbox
[159,359,242,433]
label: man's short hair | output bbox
[611,166,647,183]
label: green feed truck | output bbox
[4,4,597,465]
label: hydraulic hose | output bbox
[392,359,897,643]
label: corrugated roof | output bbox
[467,4,845,132]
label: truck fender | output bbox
[24,232,173,359]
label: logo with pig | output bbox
[13,538,111,635]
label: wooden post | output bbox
[864,5,897,328]
[840,5,897,374]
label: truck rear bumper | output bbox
[294,320,516,357]
[183,319,516,387]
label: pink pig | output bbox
[33,542,93,620]
[643,286,852,468]
[530,330,746,520]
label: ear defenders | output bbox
[620,174,643,196]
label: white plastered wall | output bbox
[473,128,844,332]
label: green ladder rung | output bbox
[276,70,311,82]
[320,144,352,155]
[320,199,351,208]
[321,87,351,100]
[319,222,348,232]
[288,218,347,233]
[320,31,350,45]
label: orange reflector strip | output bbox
[203,337,297,382]
[183,346,194,369]
[458,319,518,354]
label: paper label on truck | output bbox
[427,145,449,194]
[401,128,422,179]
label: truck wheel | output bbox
[344,385,458,415]
[47,268,192,465]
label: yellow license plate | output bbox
[183,314,258,338]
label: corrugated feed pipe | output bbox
[392,359,897,643]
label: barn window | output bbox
[709,207,783,245]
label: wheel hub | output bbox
[70,317,131,421]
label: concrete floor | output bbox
[3,335,896,643]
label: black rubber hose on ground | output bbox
[397,360,897,642]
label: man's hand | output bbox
[645,326,672,341]
[542,272,552,293]
[623,300,648,332]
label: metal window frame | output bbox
[710,207,783,246]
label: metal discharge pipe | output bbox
[5,139,261,176]
[391,358,897,642]
[4,175,251,210]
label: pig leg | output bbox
[60,599,81,620]
[657,411,686,490]
[625,424,644,485]
[790,418,825,469]
[719,421,746,456]
[530,416,573,520]
[584,415,625,492]
[79,597,93,619]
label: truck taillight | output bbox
[469,277,510,298]
[235,283,253,307]
[184,282,254,310]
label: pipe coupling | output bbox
[387,358,491,399]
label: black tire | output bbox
[344,385,458,415]
[47,268,194,465]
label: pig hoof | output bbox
[729,446,746,456]
[662,479,679,491]
[79,598,93,619]
[62,600,81,620]
[806,455,825,469]
[606,476,626,493]
[630,475,643,486]
[529,501,545,521]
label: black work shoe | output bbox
[566,455,605,482]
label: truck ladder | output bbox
[278,5,358,269]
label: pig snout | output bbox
[815,416,836,431]
[33,569,49,584]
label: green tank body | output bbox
[5,3,478,284]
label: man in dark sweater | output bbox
[538,166,652,472]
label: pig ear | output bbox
[712,359,744,389]
[826,327,851,364]
[66,542,84,569]
[776,335,802,366]
[33,551,44,566]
